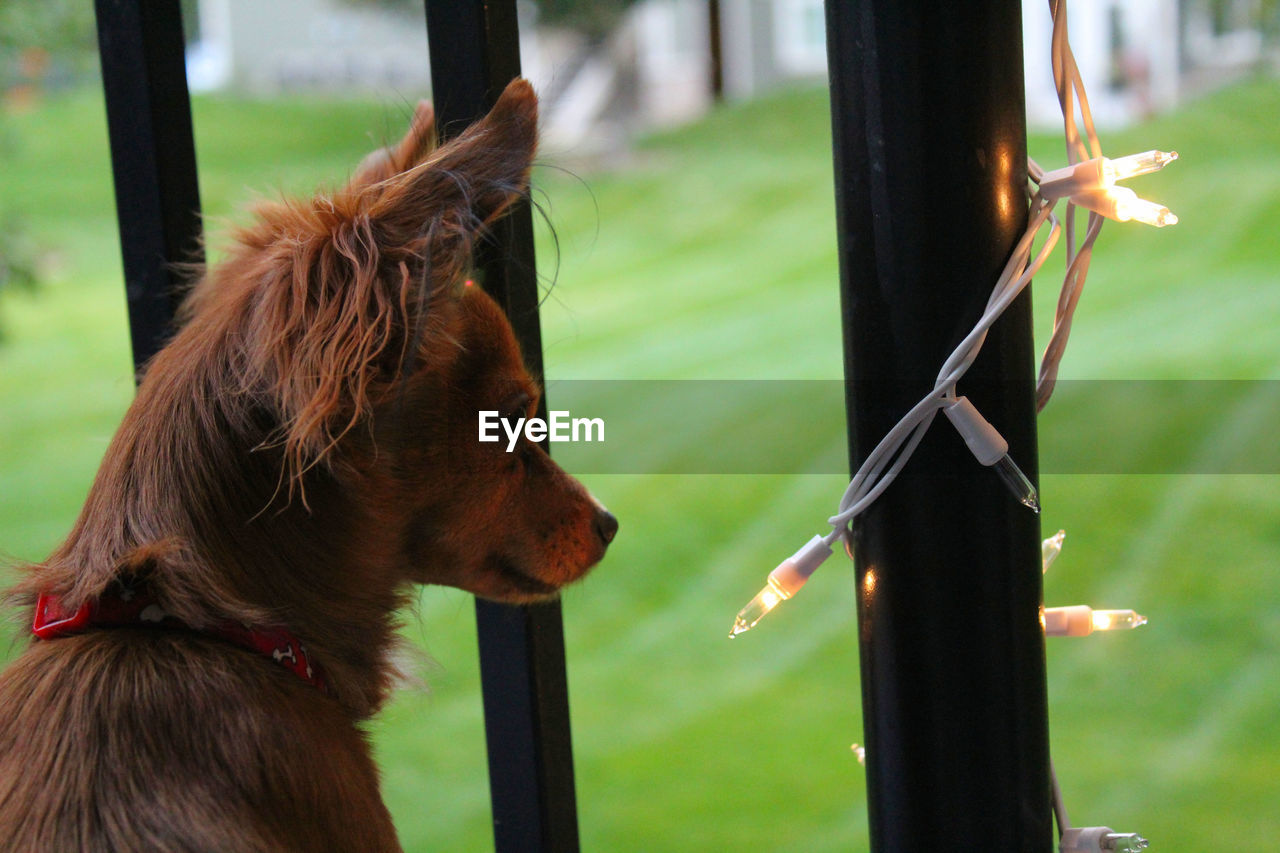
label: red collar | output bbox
[33,584,328,694]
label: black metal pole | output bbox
[708,0,725,102]
[94,0,203,373]
[424,4,580,851]
[824,2,1052,850]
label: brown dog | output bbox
[0,79,614,850]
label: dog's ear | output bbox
[364,77,538,267]
[237,78,538,494]
[349,99,438,188]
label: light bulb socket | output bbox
[769,535,833,595]
[942,396,1007,466]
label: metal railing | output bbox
[93,0,1052,849]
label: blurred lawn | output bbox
[2,78,1279,851]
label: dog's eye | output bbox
[498,392,532,424]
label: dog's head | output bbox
[188,79,614,604]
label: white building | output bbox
[186,0,1271,148]
[187,0,432,94]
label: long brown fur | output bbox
[0,79,615,851]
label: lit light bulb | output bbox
[1109,187,1178,227]
[1101,149,1178,184]
[1043,604,1147,637]
[1073,187,1178,227]
[728,535,833,638]
[1041,529,1066,573]
[729,578,790,638]
[1091,609,1147,632]
[1038,150,1179,225]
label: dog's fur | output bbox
[0,79,613,851]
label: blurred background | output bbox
[2,1,1279,850]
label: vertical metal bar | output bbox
[709,0,725,102]
[94,0,203,373]
[423,3,580,851]
[823,2,1053,850]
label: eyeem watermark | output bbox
[479,410,605,452]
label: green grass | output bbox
[3,77,1280,851]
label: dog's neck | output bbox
[29,330,413,719]
[33,582,329,692]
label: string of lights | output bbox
[729,0,1168,848]
[728,0,1177,641]
[1040,528,1148,848]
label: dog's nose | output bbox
[594,509,619,545]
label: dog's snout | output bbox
[593,509,619,545]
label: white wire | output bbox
[1036,212,1102,409]
[1037,0,1106,410]
[1043,7,1109,838]
[824,195,1061,538]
